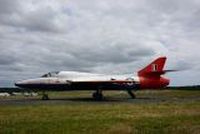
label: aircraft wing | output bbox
[70,79,139,91]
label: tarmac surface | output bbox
[0,94,199,105]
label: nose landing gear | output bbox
[42,91,49,100]
[92,88,103,101]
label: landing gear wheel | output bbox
[92,92,103,101]
[42,94,49,100]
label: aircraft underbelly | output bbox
[15,75,140,91]
[17,82,140,91]
[71,82,140,90]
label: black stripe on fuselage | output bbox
[16,82,140,91]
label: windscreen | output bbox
[41,71,59,77]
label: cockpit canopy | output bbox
[41,71,60,78]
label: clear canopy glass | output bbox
[41,71,59,77]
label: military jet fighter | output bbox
[15,57,173,100]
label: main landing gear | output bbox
[92,89,103,101]
[42,91,49,100]
[127,90,136,99]
[92,88,136,100]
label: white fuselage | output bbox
[58,71,139,82]
[16,71,139,85]
[14,56,171,100]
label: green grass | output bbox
[0,89,200,134]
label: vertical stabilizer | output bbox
[138,57,167,77]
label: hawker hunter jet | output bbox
[15,57,173,100]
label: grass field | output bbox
[0,89,200,134]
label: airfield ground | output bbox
[0,89,199,134]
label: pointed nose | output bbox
[15,79,37,88]
[15,80,26,87]
[15,82,19,87]
[14,78,47,88]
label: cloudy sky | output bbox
[0,0,200,87]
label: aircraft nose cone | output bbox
[14,78,45,88]
[15,81,24,87]
[15,79,33,88]
[15,82,18,86]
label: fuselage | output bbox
[15,71,141,90]
[15,57,171,93]
[15,70,169,91]
[15,56,171,100]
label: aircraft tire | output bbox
[92,92,103,101]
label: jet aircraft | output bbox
[15,56,172,100]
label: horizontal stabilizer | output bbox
[142,69,178,75]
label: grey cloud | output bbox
[0,54,16,65]
[171,60,193,71]
[0,1,68,33]
[0,0,200,86]
[70,43,154,63]
[0,0,20,14]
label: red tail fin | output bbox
[138,57,167,77]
